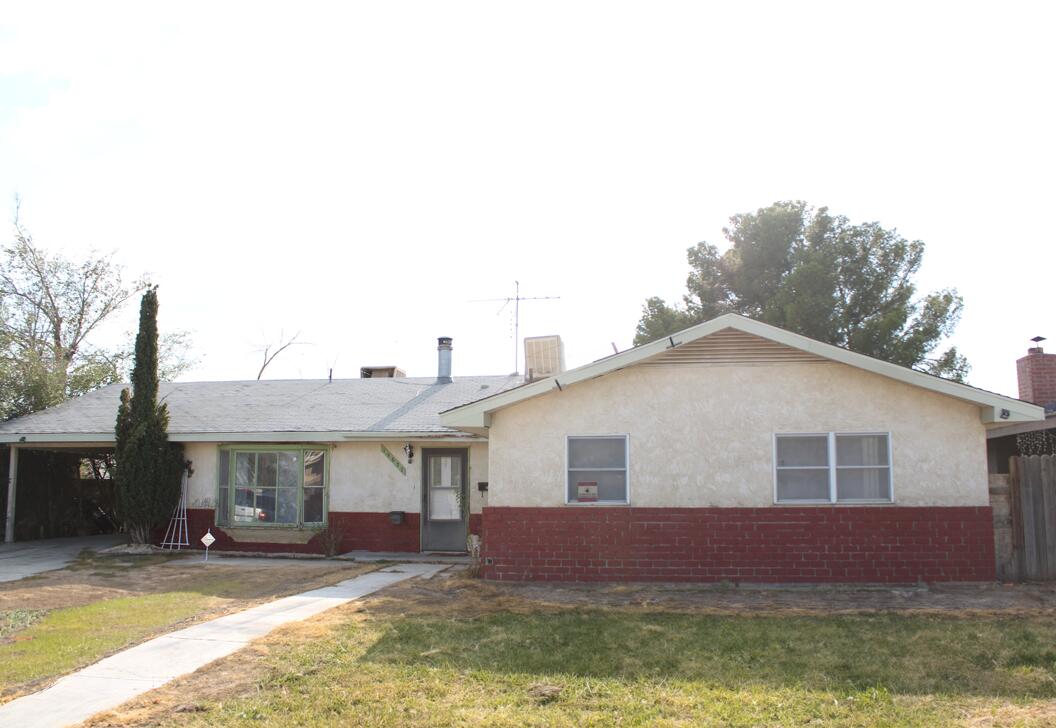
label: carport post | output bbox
[4,445,17,543]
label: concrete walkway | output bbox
[0,563,446,728]
[0,535,125,583]
[340,549,471,564]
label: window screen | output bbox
[567,436,628,503]
[835,434,891,501]
[775,435,829,502]
[775,433,892,503]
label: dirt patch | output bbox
[0,553,373,613]
[364,573,1056,619]
[962,700,1056,726]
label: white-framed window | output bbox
[773,432,892,504]
[566,435,629,504]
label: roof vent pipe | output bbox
[437,337,453,383]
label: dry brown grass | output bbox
[0,553,377,705]
[76,573,1056,728]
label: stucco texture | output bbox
[487,361,988,508]
[184,440,487,514]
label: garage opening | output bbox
[1,446,118,542]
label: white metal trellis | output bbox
[160,471,190,549]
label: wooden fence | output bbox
[992,455,1056,581]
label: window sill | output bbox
[773,500,894,506]
[221,523,317,529]
[563,501,631,507]
[219,527,323,545]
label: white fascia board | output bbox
[0,431,484,445]
[168,431,484,443]
[439,313,1045,428]
[986,415,1056,439]
[0,433,115,445]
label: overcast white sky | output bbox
[1,2,1053,397]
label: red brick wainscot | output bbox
[179,509,422,554]
[479,506,996,583]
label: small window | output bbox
[775,433,891,503]
[836,434,891,501]
[567,435,628,504]
[775,435,830,501]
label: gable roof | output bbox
[440,313,1045,431]
[0,375,523,444]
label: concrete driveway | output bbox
[0,534,125,582]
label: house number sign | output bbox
[380,445,407,475]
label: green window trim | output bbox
[215,445,330,528]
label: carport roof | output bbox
[0,376,522,444]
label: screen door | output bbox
[421,449,468,552]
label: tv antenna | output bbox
[470,281,560,373]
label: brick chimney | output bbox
[1017,338,1056,407]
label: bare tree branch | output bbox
[256,331,303,380]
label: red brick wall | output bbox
[180,509,420,554]
[480,506,995,583]
[1017,348,1056,407]
[329,511,420,553]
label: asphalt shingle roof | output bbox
[0,375,523,438]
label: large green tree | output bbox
[113,287,187,544]
[0,209,194,420]
[635,201,968,380]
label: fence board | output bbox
[1043,456,1056,579]
[1009,457,1024,579]
[1010,455,1056,581]
[1021,457,1041,578]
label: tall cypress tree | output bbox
[114,287,186,544]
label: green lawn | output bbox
[0,592,220,691]
[158,610,1056,727]
[0,553,372,700]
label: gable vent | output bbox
[642,328,825,367]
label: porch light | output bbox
[403,443,414,464]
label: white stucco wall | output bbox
[487,361,989,508]
[185,442,218,508]
[184,440,488,514]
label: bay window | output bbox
[216,447,328,526]
[774,433,891,503]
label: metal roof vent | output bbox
[437,337,453,383]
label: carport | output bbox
[3,438,119,544]
[0,383,126,544]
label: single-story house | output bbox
[0,314,1044,582]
